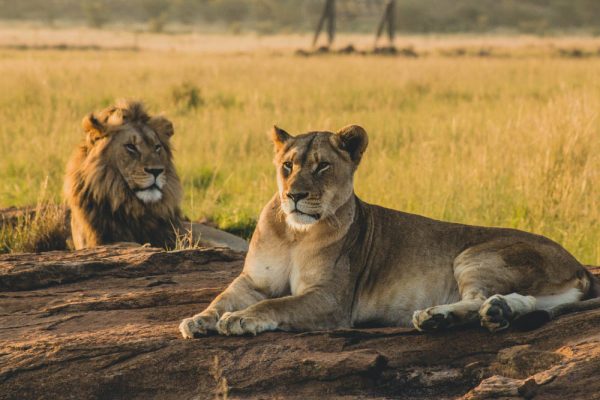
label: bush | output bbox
[172,82,204,111]
[82,1,108,28]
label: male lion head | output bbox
[77,100,180,205]
[270,125,368,231]
[64,100,183,249]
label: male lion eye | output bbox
[124,143,137,153]
[316,162,330,173]
[155,144,162,152]
[283,161,293,171]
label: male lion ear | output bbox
[270,125,291,151]
[82,113,106,145]
[148,116,175,138]
[335,124,369,164]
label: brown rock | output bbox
[1,245,599,399]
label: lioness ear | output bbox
[82,113,106,145]
[336,125,368,164]
[148,116,174,138]
[270,125,291,151]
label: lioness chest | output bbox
[246,243,342,297]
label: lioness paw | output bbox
[216,311,276,336]
[179,312,218,339]
[412,306,456,332]
[179,317,201,339]
[479,295,513,333]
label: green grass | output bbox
[0,48,598,264]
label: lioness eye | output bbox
[316,162,330,173]
[283,161,293,172]
[124,143,137,153]
[155,144,162,152]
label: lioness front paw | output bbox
[412,306,456,332]
[216,311,276,336]
[479,295,513,333]
[179,311,218,339]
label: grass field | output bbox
[0,32,598,264]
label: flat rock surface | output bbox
[1,244,599,399]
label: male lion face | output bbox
[270,125,368,231]
[82,101,176,204]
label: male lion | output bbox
[179,125,598,337]
[64,100,247,252]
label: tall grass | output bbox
[0,47,598,263]
[0,178,68,253]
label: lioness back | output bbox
[351,201,587,327]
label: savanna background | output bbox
[0,0,598,265]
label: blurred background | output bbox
[0,1,598,265]
[2,0,600,35]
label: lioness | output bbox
[64,100,247,252]
[180,125,598,337]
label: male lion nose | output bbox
[287,192,308,203]
[145,168,164,178]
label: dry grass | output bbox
[0,179,69,253]
[0,31,598,263]
[209,355,229,400]
[168,225,202,251]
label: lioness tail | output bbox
[513,268,600,331]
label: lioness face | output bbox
[271,125,368,231]
[82,104,175,204]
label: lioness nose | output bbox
[287,192,308,203]
[145,168,164,178]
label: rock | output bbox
[0,245,599,399]
[0,206,249,252]
[189,222,249,253]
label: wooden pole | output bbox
[386,0,395,43]
[313,0,336,47]
[375,0,395,46]
[327,0,336,46]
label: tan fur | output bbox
[180,125,596,338]
[64,100,184,249]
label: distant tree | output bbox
[213,0,249,24]
[171,0,199,25]
[82,1,108,28]
[0,0,24,19]
[144,0,170,32]
[43,0,58,26]
[4,0,600,35]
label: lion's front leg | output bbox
[179,274,267,338]
[216,291,343,336]
[179,309,220,338]
[215,310,278,336]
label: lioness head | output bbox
[270,125,368,231]
[79,100,178,204]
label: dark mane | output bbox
[64,100,184,249]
